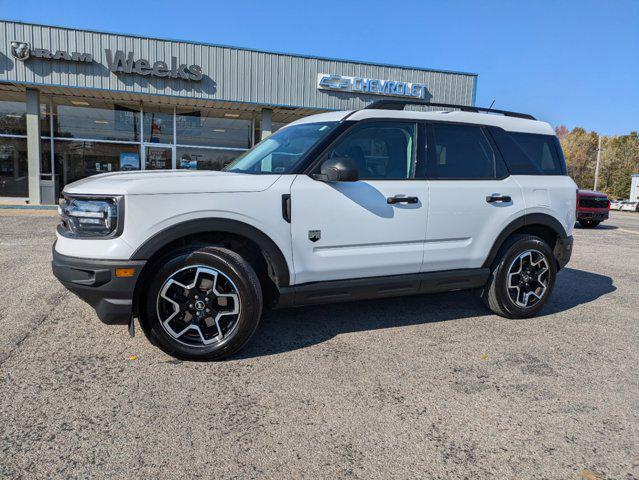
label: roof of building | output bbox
[0,19,478,78]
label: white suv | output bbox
[52,101,576,360]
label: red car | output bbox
[576,189,610,228]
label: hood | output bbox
[63,170,281,196]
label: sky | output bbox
[1,0,637,135]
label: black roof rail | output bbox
[364,99,536,120]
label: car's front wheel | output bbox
[141,247,262,360]
[483,234,557,319]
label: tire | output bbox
[482,234,557,319]
[140,246,262,360]
[578,219,600,228]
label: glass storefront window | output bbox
[41,140,52,175]
[0,92,50,136]
[54,99,140,142]
[143,107,173,144]
[0,137,28,197]
[1,91,264,198]
[145,146,173,170]
[176,147,243,171]
[0,100,27,136]
[176,109,252,148]
[41,102,52,137]
[54,141,140,191]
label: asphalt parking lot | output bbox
[0,210,637,479]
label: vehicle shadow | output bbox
[539,267,616,315]
[574,223,618,230]
[234,268,615,359]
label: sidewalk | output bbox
[0,200,58,216]
[0,198,57,210]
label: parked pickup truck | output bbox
[576,189,610,228]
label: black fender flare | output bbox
[482,213,568,268]
[130,218,290,286]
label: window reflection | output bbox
[41,141,52,175]
[0,93,50,136]
[176,147,242,171]
[0,137,28,197]
[0,100,27,136]
[176,109,251,148]
[54,99,139,141]
[272,122,289,133]
[145,146,172,170]
[143,107,173,144]
[54,141,140,193]
[1,91,265,197]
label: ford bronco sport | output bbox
[52,100,576,360]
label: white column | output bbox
[26,88,42,204]
[260,108,273,140]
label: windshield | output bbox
[225,122,337,174]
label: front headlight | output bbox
[58,195,122,238]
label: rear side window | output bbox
[489,128,566,175]
[426,123,498,179]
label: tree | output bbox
[557,126,599,191]
[604,132,639,198]
[555,127,639,198]
[555,125,569,140]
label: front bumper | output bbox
[554,235,573,270]
[52,244,146,324]
[577,210,609,222]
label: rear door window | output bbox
[425,123,498,179]
[489,128,566,175]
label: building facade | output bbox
[0,20,477,204]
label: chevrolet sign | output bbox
[317,73,426,99]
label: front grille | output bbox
[579,197,608,208]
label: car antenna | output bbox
[488,99,496,109]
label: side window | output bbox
[323,122,416,180]
[426,123,497,179]
[489,128,565,175]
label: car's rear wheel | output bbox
[483,234,557,319]
[141,247,262,360]
[578,219,600,228]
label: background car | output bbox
[620,201,639,212]
[609,199,623,210]
[576,189,610,228]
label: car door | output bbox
[289,120,429,284]
[422,121,525,272]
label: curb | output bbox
[0,204,58,210]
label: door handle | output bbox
[387,196,419,205]
[486,194,512,203]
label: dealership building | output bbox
[0,19,477,204]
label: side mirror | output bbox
[312,157,359,182]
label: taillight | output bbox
[575,189,579,212]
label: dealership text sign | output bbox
[10,41,92,63]
[105,49,202,81]
[317,73,426,99]
[9,41,203,81]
